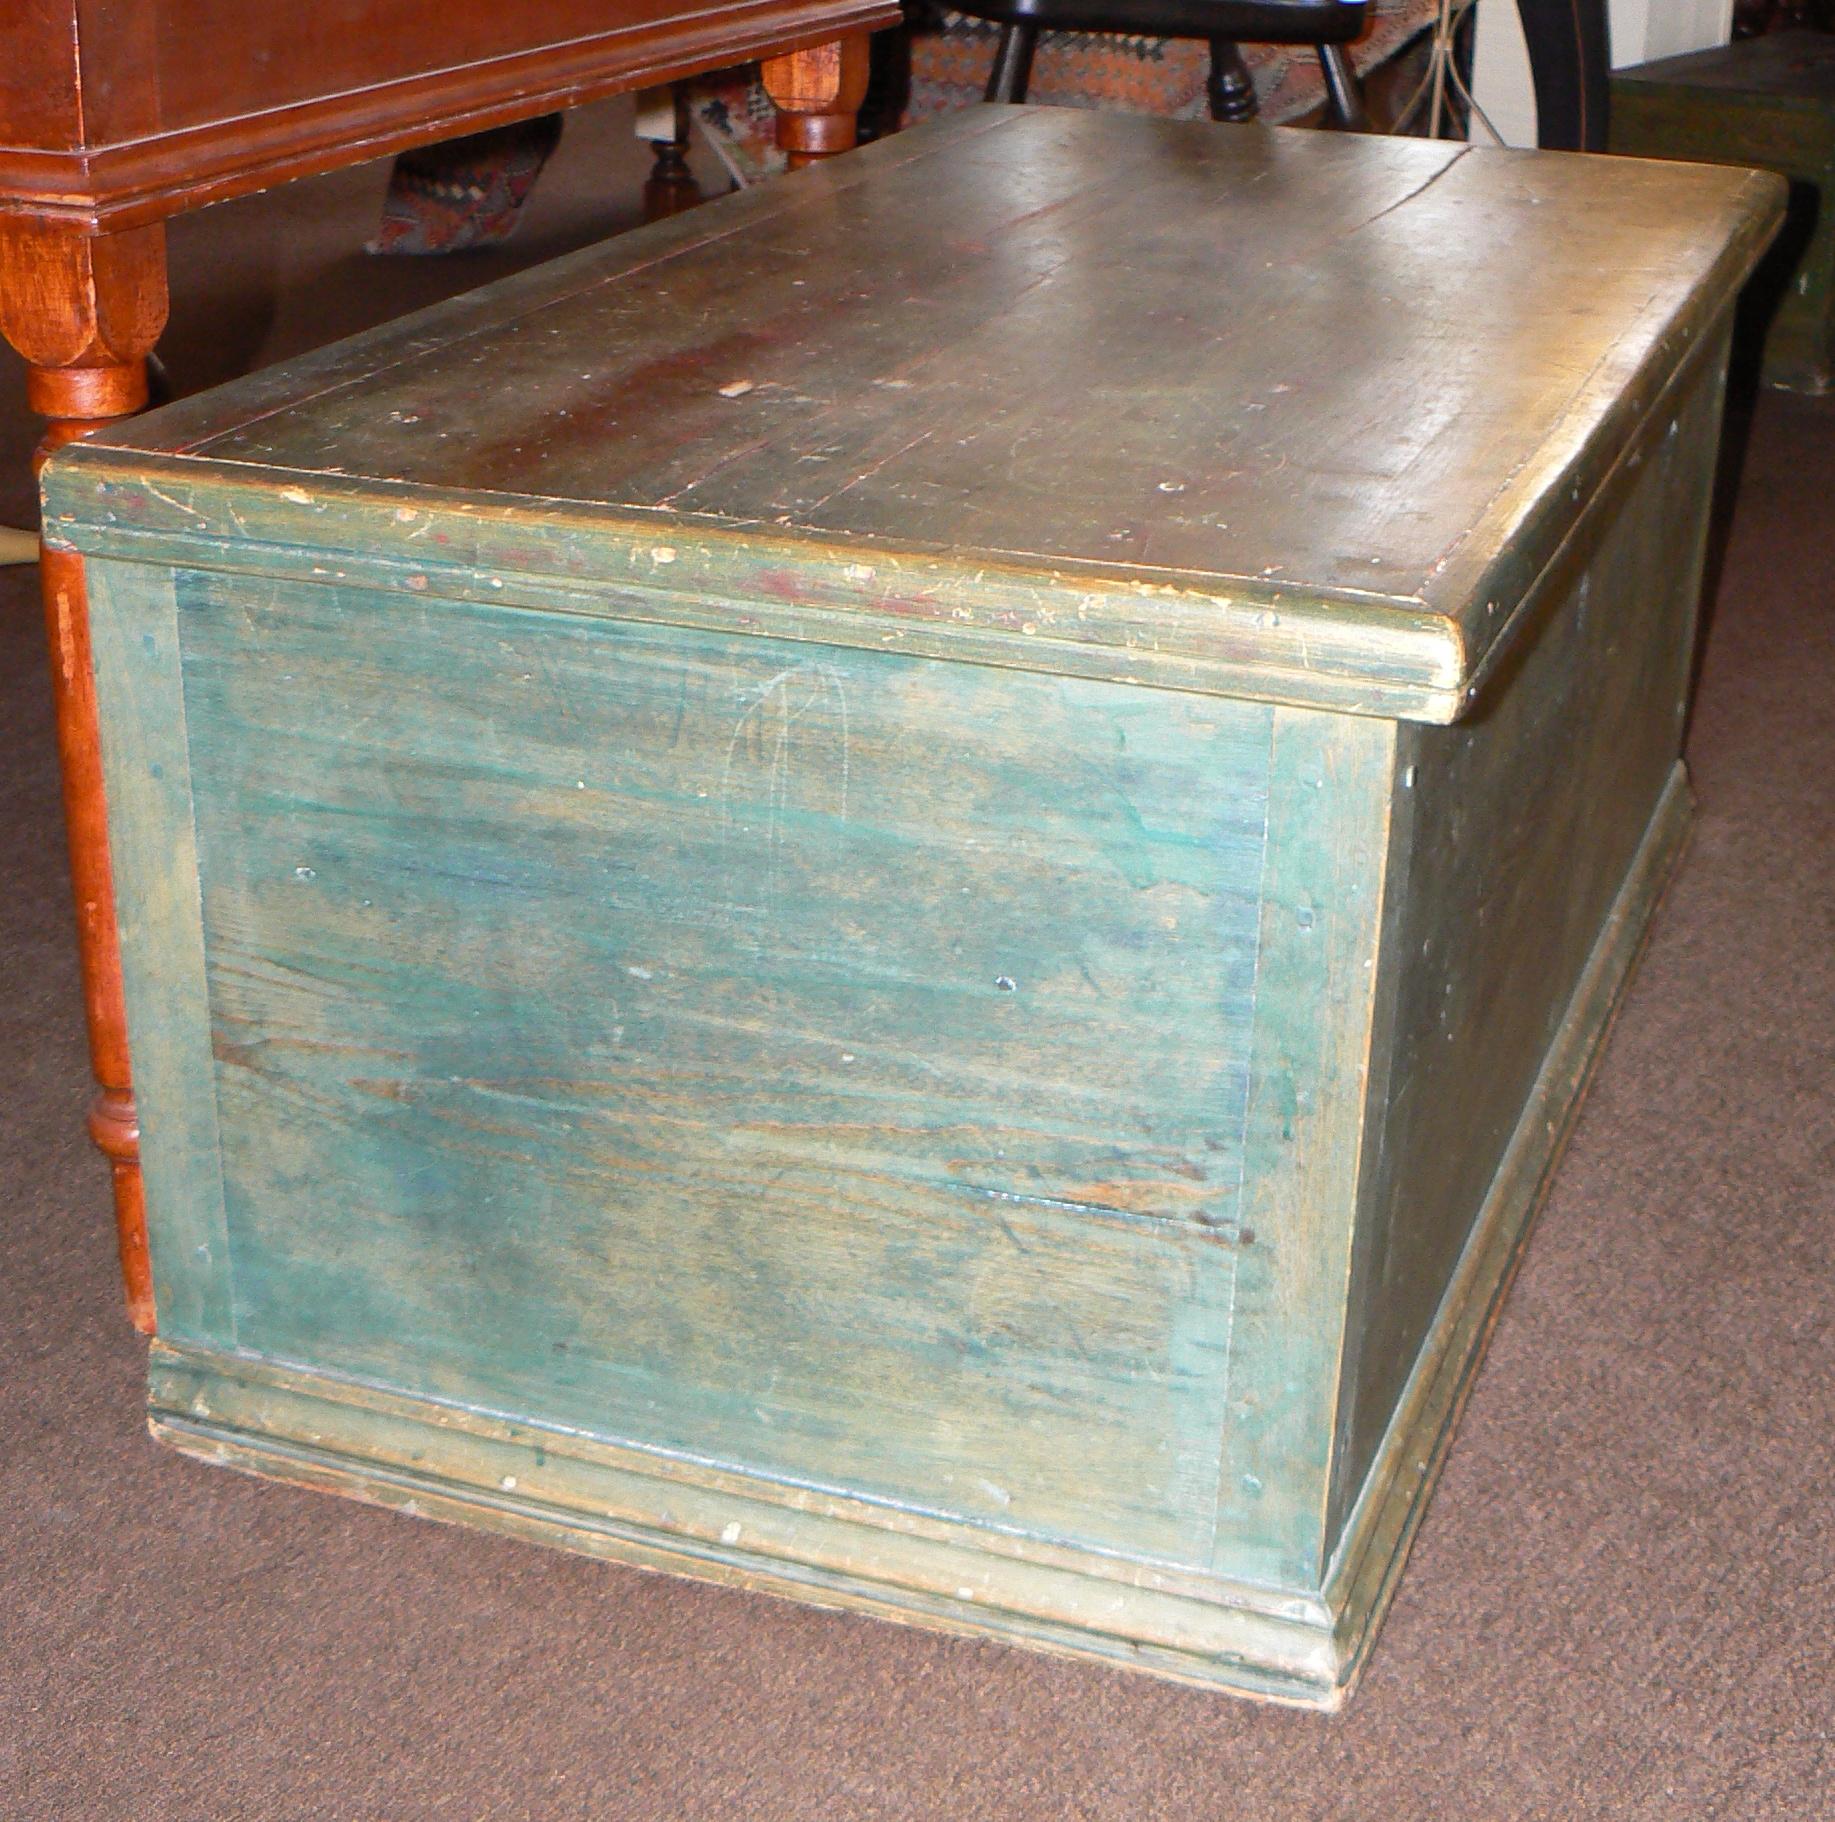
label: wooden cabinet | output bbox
[0,0,892,226]
[1613,28,1835,394]
[45,110,1783,1704]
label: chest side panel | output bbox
[1329,331,1731,1546]
[173,573,1273,1567]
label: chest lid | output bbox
[44,107,1782,722]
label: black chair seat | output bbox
[953,0,1373,130]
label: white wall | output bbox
[1614,0,1739,62]
[1469,0,1736,148]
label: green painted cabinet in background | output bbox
[45,109,1782,1706]
[1613,29,1835,394]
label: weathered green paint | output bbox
[1613,30,1835,394]
[1323,762,1695,1674]
[1212,706,1394,1592]
[52,109,1783,1706]
[172,566,1271,1566]
[145,1340,1349,1702]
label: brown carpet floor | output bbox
[2,99,1832,1821]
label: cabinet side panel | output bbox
[0,3,81,154]
[69,0,165,149]
[1329,334,1730,1543]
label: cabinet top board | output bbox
[45,107,1782,721]
[1615,28,1835,107]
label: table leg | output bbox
[0,219,169,1334]
[761,35,872,169]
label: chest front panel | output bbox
[171,572,1273,1566]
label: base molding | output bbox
[148,769,1691,1709]
[150,1350,1346,1707]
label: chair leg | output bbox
[1206,41,1259,123]
[636,86,701,223]
[985,23,1040,104]
[1317,43,1370,131]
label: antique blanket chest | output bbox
[45,109,1783,1707]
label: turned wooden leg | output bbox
[635,85,703,223]
[1207,41,1260,124]
[760,36,872,170]
[0,219,169,1334]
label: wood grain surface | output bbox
[169,567,1271,1564]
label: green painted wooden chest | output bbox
[1613,29,1835,394]
[45,110,1783,1707]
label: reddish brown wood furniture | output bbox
[0,1,892,1333]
